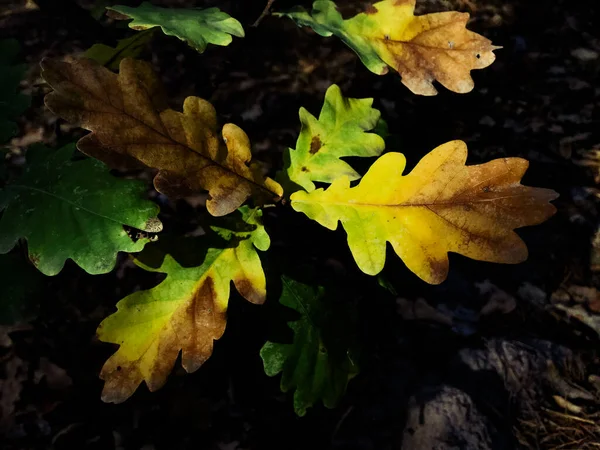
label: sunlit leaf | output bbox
[291,140,558,284]
[108,2,244,53]
[280,84,385,193]
[0,144,162,276]
[41,57,283,216]
[277,0,499,95]
[98,206,269,403]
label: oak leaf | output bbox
[41,57,282,216]
[0,144,162,276]
[260,276,358,416]
[98,207,269,403]
[277,0,499,95]
[291,140,558,284]
[280,84,385,193]
[108,3,244,53]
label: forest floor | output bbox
[1,0,600,449]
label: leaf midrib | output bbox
[294,193,530,208]
[7,183,135,227]
[67,70,278,198]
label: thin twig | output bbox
[252,0,277,27]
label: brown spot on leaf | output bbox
[301,166,310,172]
[234,278,264,304]
[365,5,378,14]
[310,136,322,154]
[29,254,40,267]
[427,258,449,285]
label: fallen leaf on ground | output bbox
[277,0,499,95]
[98,207,269,403]
[291,140,558,284]
[41,57,282,216]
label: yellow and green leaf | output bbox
[280,84,385,193]
[291,140,558,284]
[98,206,269,403]
[277,0,499,95]
[41,57,282,217]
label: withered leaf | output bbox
[41,57,282,216]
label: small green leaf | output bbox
[260,276,359,416]
[0,253,44,325]
[0,143,163,276]
[0,39,31,144]
[108,2,244,53]
[280,84,385,193]
[85,29,155,71]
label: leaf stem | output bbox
[252,0,277,27]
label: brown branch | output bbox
[252,0,276,27]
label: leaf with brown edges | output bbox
[98,206,270,403]
[292,140,558,284]
[41,57,282,216]
[277,0,500,95]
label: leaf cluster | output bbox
[0,0,558,416]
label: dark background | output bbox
[1,0,599,448]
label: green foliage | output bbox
[108,3,244,53]
[261,276,359,416]
[0,39,30,144]
[0,144,162,276]
[279,84,385,193]
[85,29,155,71]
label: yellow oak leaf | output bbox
[41,57,282,216]
[278,0,500,95]
[291,141,558,284]
[98,207,269,403]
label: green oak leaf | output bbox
[0,143,162,276]
[108,2,244,53]
[280,84,385,193]
[0,39,31,144]
[0,253,44,325]
[85,29,155,71]
[260,276,359,416]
